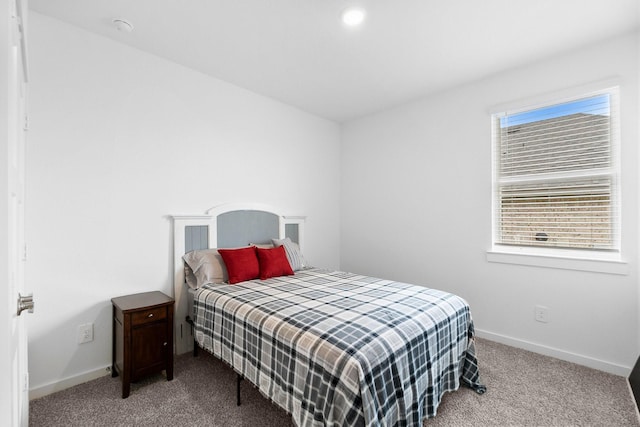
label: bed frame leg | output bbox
[237,374,242,406]
[186,316,198,357]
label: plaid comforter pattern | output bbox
[194,268,485,427]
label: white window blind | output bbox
[493,90,619,251]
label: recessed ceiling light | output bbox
[341,7,366,27]
[112,18,133,33]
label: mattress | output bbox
[193,268,485,426]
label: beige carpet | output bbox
[30,338,640,426]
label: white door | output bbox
[1,0,30,425]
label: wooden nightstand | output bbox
[111,291,174,398]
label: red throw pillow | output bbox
[256,245,294,280]
[218,246,260,284]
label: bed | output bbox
[171,204,485,426]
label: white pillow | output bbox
[182,249,228,288]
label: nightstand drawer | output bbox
[131,306,166,326]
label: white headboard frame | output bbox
[171,203,305,355]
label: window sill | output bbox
[486,249,628,275]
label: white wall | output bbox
[26,12,341,396]
[341,33,639,375]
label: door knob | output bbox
[17,293,34,316]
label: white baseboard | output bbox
[476,329,631,377]
[29,365,111,400]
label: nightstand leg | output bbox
[166,357,174,381]
[122,374,130,398]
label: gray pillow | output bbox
[271,237,307,271]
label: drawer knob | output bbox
[147,313,154,318]
[163,342,167,346]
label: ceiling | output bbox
[29,0,640,123]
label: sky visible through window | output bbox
[500,94,610,128]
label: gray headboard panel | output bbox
[285,223,299,244]
[185,225,209,252]
[217,210,279,247]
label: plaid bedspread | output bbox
[194,268,485,426]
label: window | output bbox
[492,88,619,254]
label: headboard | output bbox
[171,203,305,355]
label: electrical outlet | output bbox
[534,305,549,323]
[77,323,94,344]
